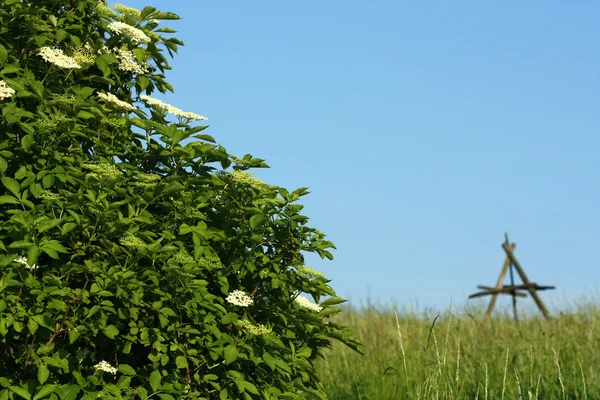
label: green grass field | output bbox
[315,298,600,399]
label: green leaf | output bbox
[149,370,161,392]
[8,386,30,400]
[0,157,7,173]
[243,382,258,395]
[0,45,7,66]
[175,356,188,369]
[27,319,38,335]
[68,329,81,344]
[140,6,157,19]
[76,110,95,119]
[53,385,79,400]
[1,177,20,198]
[320,296,346,306]
[33,384,55,400]
[37,364,50,385]
[102,325,119,339]
[0,195,20,205]
[249,214,266,229]
[223,344,238,364]
[21,133,34,150]
[117,364,136,376]
[56,29,67,43]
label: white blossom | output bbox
[39,47,81,69]
[226,290,253,307]
[140,95,207,121]
[0,80,15,100]
[14,256,38,271]
[107,21,151,44]
[97,92,135,110]
[114,47,148,75]
[294,295,322,313]
[94,360,118,375]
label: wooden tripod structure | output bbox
[469,234,555,321]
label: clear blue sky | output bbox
[121,1,600,313]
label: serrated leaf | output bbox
[0,195,19,205]
[223,344,238,364]
[1,177,20,197]
[149,370,161,392]
[53,385,79,400]
[320,296,346,306]
[21,133,34,150]
[37,364,49,385]
[249,214,266,230]
[32,384,55,400]
[8,386,30,400]
[175,356,188,369]
[102,325,119,339]
[118,364,136,376]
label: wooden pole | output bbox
[485,242,515,318]
[502,242,552,320]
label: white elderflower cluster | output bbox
[140,95,207,121]
[131,172,162,188]
[71,43,96,65]
[170,249,194,265]
[230,170,266,190]
[107,21,150,44]
[14,256,38,271]
[226,290,253,307]
[39,47,81,69]
[296,266,325,278]
[97,92,135,111]
[238,319,271,335]
[0,80,15,100]
[113,4,142,19]
[94,360,118,375]
[82,163,122,182]
[119,235,146,249]
[294,295,323,313]
[114,47,148,75]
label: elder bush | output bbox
[0,1,361,399]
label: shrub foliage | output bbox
[0,1,361,399]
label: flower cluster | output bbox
[39,190,61,201]
[107,21,150,44]
[140,95,207,121]
[171,249,194,265]
[94,361,118,375]
[119,235,146,249]
[95,1,116,17]
[114,47,148,75]
[131,172,162,188]
[113,4,141,19]
[230,170,266,190]
[294,295,323,313]
[97,92,135,111]
[39,47,81,69]
[197,254,224,270]
[296,266,325,278]
[71,43,96,65]
[238,319,271,335]
[82,163,123,182]
[226,290,254,307]
[14,256,38,271]
[0,80,15,100]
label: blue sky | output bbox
[121,1,600,313]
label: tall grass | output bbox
[315,298,600,399]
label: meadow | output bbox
[315,297,600,399]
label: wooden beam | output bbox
[502,242,552,320]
